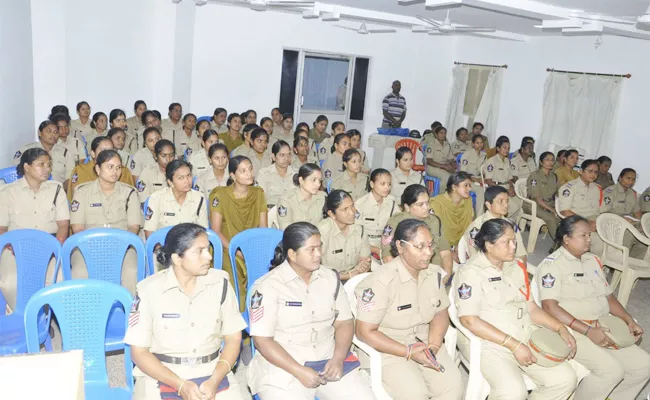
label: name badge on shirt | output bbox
[162,313,180,319]
[153,183,163,187]
[285,301,303,307]
[163,212,176,216]
[90,203,102,207]
[574,273,584,277]
[333,249,343,254]
[365,218,375,221]
[399,182,406,185]
[397,304,412,311]
[488,277,502,282]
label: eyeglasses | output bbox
[400,240,435,252]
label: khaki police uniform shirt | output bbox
[316,137,334,163]
[244,147,273,179]
[273,130,294,145]
[321,152,344,183]
[248,261,351,391]
[317,217,371,273]
[455,253,533,345]
[70,180,142,229]
[309,129,331,145]
[381,211,449,266]
[555,166,580,187]
[331,172,369,202]
[129,126,148,155]
[424,138,453,166]
[70,119,93,139]
[354,193,398,248]
[527,169,558,206]
[484,154,513,186]
[558,178,602,220]
[129,148,156,177]
[188,150,211,177]
[231,144,249,158]
[57,136,86,164]
[210,121,229,134]
[390,168,423,201]
[117,149,132,167]
[596,173,614,189]
[276,187,325,230]
[136,164,169,206]
[463,211,527,260]
[536,246,612,321]
[193,169,228,200]
[290,154,319,170]
[639,187,650,213]
[451,140,471,155]
[600,183,639,216]
[13,142,74,183]
[175,130,203,160]
[67,160,136,203]
[124,268,246,378]
[0,179,69,233]
[218,132,244,154]
[510,152,537,180]
[357,148,370,172]
[460,149,486,177]
[144,188,208,232]
[125,116,143,140]
[355,257,449,344]
[257,165,296,207]
[83,130,103,155]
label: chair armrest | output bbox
[601,235,629,267]
[628,225,650,247]
[352,335,392,400]
[444,325,458,362]
[0,290,6,315]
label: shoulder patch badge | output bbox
[70,200,80,212]
[487,164,494,172]
[562,189,570,197]
[458,283,472,300]
[136,180,145,192]
[250,290,264,323]
[325,169,332,179]
[462,159,468,166]
[13,150,21,159]
[319,146,327,154]
[511,163,516,170]
[645,194,650,202]
[355,210,360,219]
[130,159,136,170]
[278,205,287,217]
[71,173,78,183]
[357,288,376,312]
[531,179,537,187]
[145,206,154,221]
[541,273,556,288]
[469,227,479,239]
[212,197,219,208]
[186,148,193,156]
[604,196,611,205]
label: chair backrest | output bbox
[24,279,133,389]
[228,228,283,302]
[456,152,463,171]
[446,284,475,339]
[531,276,541,306]
[343,272,370,318]
[267,206,279,229]
[596,213,629,246]
[61,228,146,284]
[191,175,198,189]
[394,138,420,153]
[0,230,61,312]
[457,235,469,264]
[143,197,150,218]
[555,200,565,219]
[0,166,19,184]
[145,227,222,275]
[326,179,332,193]
[641,213,650,238]
[514,179,528,199]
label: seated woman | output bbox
[127,110,158,154]
[555,149,580,186]
[194,143,229,200]
[70,101,93,139]
[108,127,131,168]
[176,113,202,159]
[277,163,325,230]
[331,149,369,201]
[526,151,561,240]
[462,186,527,264]
[219,113,244,153]
[318,190,372,281]
[510,137,537,180]
[309,115,331,160]
[70,150,142,294]
[455,219,578,400]
[136,139,175,207]
[67,136,135,202]
[355,169,399,257]
[290,136,318,170]
[537,215,650,400]
[248,222,375,399]
[51,113,85,166]
[129,127,162,181]
[596,156,614,188]
[189,129,221,177]
[381,184,453,282]
[260,117,274,137]
[257,140,296,208]
[450,127,470,156]
[210,107,229,133]
[210,156,268,308]
[423,126,456,184]
[321,133,350,184]
[245,128,272,179]
[557,159,604,256]
[125,223,246,400]
[429,172,474,253]
[553,149,567,172]
[0,149,69,311]
[124,101,146,152]
[348,129,370,174]
[144,160,208,239]
[84,111,108,155]
[232,123,259,158]
[273,113,294,144]
[459,133,486,216]
[484,136,521,218]
[390,146,423,204]
[356,219,463,400]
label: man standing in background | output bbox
[382,80,407,128]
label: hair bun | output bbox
[156,248,171,267]
[292,173,300,186]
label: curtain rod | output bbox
[546,68,631,79]
[454,62,507,68]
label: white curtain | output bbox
[538,72,623,158]
[474,68,504,146]
[445,65,470,141]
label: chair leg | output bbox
[44,334,52,351]
[527,221,541,254]
[518,218,527,232]
[610,270,622,290]
[616,271,637,307]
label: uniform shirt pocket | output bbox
[154,316,189,352]
[481,281,503,307]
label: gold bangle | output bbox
[177,380,187,395]
[512,341,522,354]
[501,334,510,346]
[217,359,232,372]
[429,343,441,350]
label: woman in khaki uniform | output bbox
[194,143,229,200]
[291,136,318,170]
[219,113,244,153]
[249,222,375,399]
[125,223,246,400]
[354,169,398,257]
[390,147,423,203]
[555,149,580,186]
[460,134,486,216]
[455,219,578,400]
[232,124,259,158]
[484,136,521,218]
[321,133,350,184]
[136,140,176,207]
[144,160,208,239]
[424,126,456,184]
[260,117,274,139]
[276,163,325,230]
[348,130,370,174]
[189,130,222,177]
[450,127,470,156]
[173,113,202,160]
[331,149,369,201]
[595,156,614,188]
[308,115,331,149]
[128,110,158,155]
[70,101,93,140]
[538,215,650,400]
[70,150,142,294]
[125,100,147,145]
[258,140,295,207]
[274,113,294,144]
[318,190,371,281]
[246,128,273,179]
[510,138,537,180]
[0,149,69,310]
[52,113,85,165]
[130,127,162,180]
[210,107,229,134]
[84,112,108,155]
[526,151,560,239]
[356,219,463,400]
[108,128,131,167]
[109,109,127,134]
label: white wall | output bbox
[0,0,35,164]
[455,35,650,190]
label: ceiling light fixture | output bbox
[195,0,208,5]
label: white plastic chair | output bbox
[458,235,470,264]
[596,213,650,306]
[641,213,650,238]
[555,201,565,219]
[514,180,547,254]
[267,205,279,229]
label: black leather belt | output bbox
[153,350,220,365]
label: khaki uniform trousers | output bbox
[382,345,462,400]
[481,345,577,400]
[257,369,375,400]
[133,371,245,400]
[522,203,559,239]
[571,332,650,400]
[70,248,139,296]
[426,166,451,187]
[0,248,59,310]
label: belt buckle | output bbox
[184,357,198,366]
[517,308,523,320]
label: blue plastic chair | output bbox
[60,228,146,351]
[24,279,133,399]
[0,166,19,184]
[0,230,60,354]
[470,191,477,209]
[509,152,515,160]
[326,179,332,193]
[228,228,283,327]
[197,116,212,123]
[456,153,463,171]
[192,175,198,190]
[146,226,223,276]
[424,175,441,197]
[143,197,150,218]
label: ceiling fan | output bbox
[234,0,314,12]
[334,22,397,34]
[415,10,496,35]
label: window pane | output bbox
[302,56,349,110]
[350,57,369,121]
